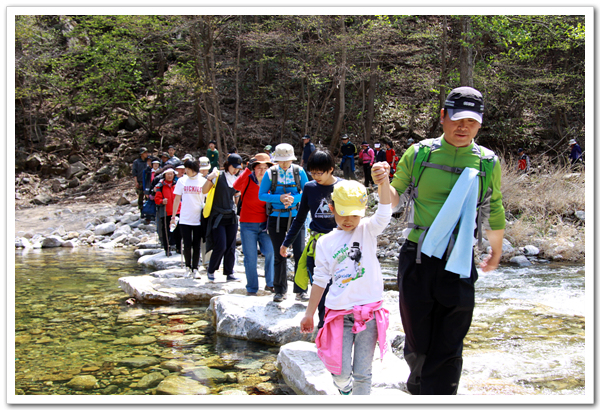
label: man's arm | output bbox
[480,229,504,272]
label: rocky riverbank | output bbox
[14,191,585,265]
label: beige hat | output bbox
[272,143,297,162]
[199,156,211,170]
[331,180,368,216]
[251,153,274,169]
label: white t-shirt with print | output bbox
[173,173,206,226]
[313,203,392,310]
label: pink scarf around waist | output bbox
[315,300,389,375]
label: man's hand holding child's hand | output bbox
[371,162,390,185]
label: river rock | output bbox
[278,341,410,395]
[94,222,117,235]
[118,274,246,304]
[522,245,540,256]
[42,235,65,248]
[61,239,78,248]
[15,237,32,248]
[66,375,98,391]
[208,294,311,345]
[130,335,157,345]
[65,161,87,179]
[157,333,205,346]
[99,234,128,249]
[116,195,131,206]
[184,366,227,384]
[137,372,165,389]
[134,248,162,257]
[117,326,146,338]
[32,193,54,205]
[137,242,161,249]
[510,255,533,267]
[117,356,160,368]
[155,375,210,395]
[112,224,132,237]
[137,251,183,270]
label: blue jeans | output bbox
[240,222,274,293]
[332,314,378,395]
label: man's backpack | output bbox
[400,137,497,260]
[265,164,303,232]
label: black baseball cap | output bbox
[444,87,484,124]
[302,134,310,140]
[139,147,148,154]
[228,153,243,169]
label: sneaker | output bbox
[166,250,172,257]
[296,291,310,302]
[193,269,201,279]
[207,272,215,281]
[246,292,257,296]
[273,293,285,303]
[226,274,241,282]
[185,267,193,278]
[338,389,352,395]
[264,286,275,293]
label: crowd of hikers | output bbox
[131,86,582,396]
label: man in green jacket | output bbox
[372,86,505,395]
[207,140,219,171]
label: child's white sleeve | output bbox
[312,238,331,289]
[366,202,392,237]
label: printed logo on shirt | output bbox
[332,241,365,289]
[314,198,333,219]
[183,186,202,194]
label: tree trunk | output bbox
[330,16,347,151]
[459,16,474,87]
[304,73,310,135]
[234,16,242,143]
[365,59,377,145]
[314,79,336,141]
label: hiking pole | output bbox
[164,208,170,256]
[180,236,184,270]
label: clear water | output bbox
[14,248,585,396]
[13,248,292,396]
[382,261,586,395]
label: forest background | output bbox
[11,12,588,260]
[14,13,586,166]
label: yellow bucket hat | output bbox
[331,180,368,216]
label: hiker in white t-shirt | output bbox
[300,166,392,395]
[171,159,206,278]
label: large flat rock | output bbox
[138,251,184,270]
[208,293,314,346]
[278,340,410,395]
[118,272,247,304]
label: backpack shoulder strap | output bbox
[269,165,278,193]
[412,138,441,186]
[292,164,302,192]
[473,144,497,203]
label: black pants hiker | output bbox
[397,240,478,395]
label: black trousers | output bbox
[179,224,201,270]
[208,220,238,276]
[267,216,305,295]
[397,241,478,395]
[362,163,373,187]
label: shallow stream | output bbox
[14,248,585,396]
